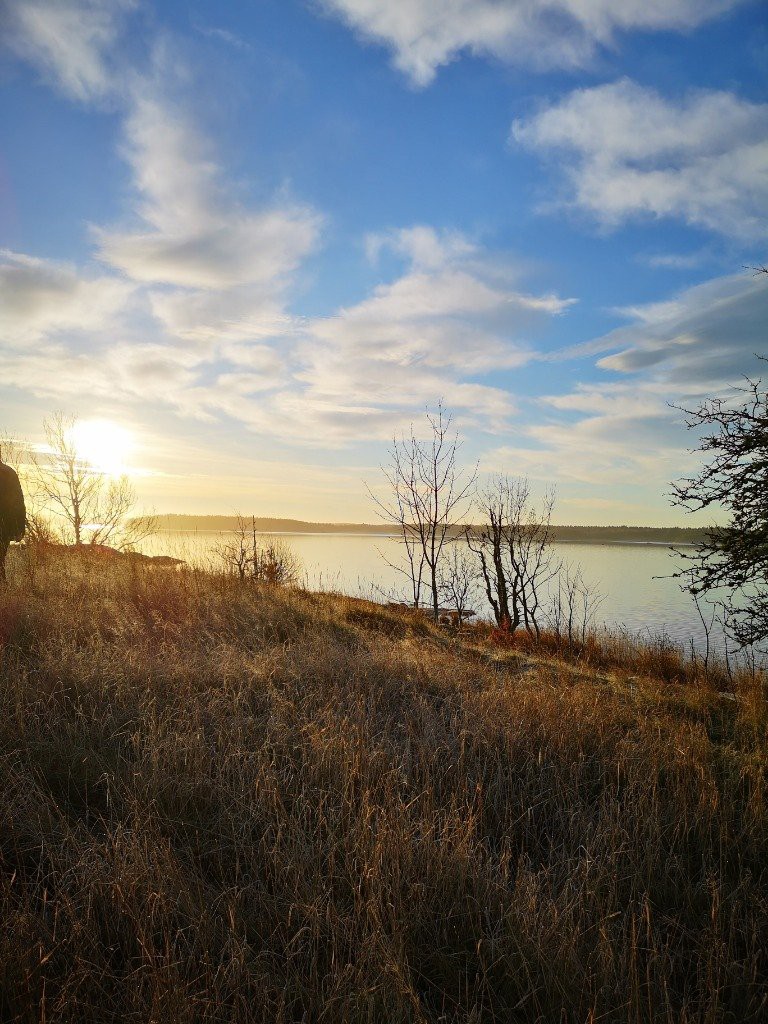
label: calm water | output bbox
[144,530,729,654]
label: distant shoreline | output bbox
[151,515,708,547]
[157,530,697,549]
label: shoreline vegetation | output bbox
[151,514,709,547]
[1,547,765,1022]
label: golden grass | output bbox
[1,548,766,1023]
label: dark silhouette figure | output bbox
[0,457,25,583]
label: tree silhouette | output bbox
[671,362,767,650]
[32,412,155,550]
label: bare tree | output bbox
[217,515,301,586]
[438,540,477,627]
[466,482,511,630]
[370,404,476,621]
[217,518,252,581]
[468,476,559,637]
[374,447,426,609]
[548,564,603,648]
[31,412,155,550]
[0,436,26,472]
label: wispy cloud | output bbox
[487,269,768,495]
[193,24,253,53]
[1,7,322,413]
[286,227,573,439]
[0,250,133,345]
[95,66,322,299]
[1,3,579,454]
[0,0,134,101]
[0,339,204,406]
[365,226,477,268]
[0,32,573,450]
[488,409,689,488]
[318,0,745,86]
[184,225,575,444]
[642,251,712,271]
[512,79,768,239]
[3,1,323,349]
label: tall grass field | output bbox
[1,548,766,1022]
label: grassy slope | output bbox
[1,550,766,1023]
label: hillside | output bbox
[1,549,765,1022]
[153,514,709,546]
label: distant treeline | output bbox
[152,514,709,546]
[548,525,708,545]
[153,515,397,536]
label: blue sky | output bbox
[0,0,766,523]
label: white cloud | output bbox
[160,226,575,447]
[0,250,133,345]
[0,339,205,406]
[96,86,322,292]
[2,5,563,450]
[194,24,253,53]
[6,12,322,341]
[319,0,743,86]
[308,269,570,368]
[365,225,477,268]
[1,225,573,448]
[0,27,321,431]
[492,410,687,486]
[481,371,702,513]
[258,226,576,442]
[0,6,571,457]
[542,383,665,417]
[512,80,768,239]
[101,204,319,291]
[1,0,132,101]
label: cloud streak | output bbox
[4,1,323,349]
[490,270,768,495]
[582,272,768,389]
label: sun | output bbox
[68,419,135,476]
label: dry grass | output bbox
[492,623,756,691]
[1,547,766,1023]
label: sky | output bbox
[0,0,766,525]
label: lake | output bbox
[144,530,732,656]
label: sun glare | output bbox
[68,419,135,476]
